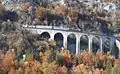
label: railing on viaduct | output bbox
[23,25,116,54]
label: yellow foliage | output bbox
[92,8,97,14]
[47,62,57,74]
[42,61,49,69]
[24,61,29,66]
[62,50,71,58]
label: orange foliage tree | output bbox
[35,7,46,21]
[2,51,15,70]
[21,2,30,12]
[54,5,68,17]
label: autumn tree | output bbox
[53,5,68,17]
[35,7,46,21]
[21,2,30,12]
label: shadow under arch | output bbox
[92,36,100,54]
[80,35,89,52]
[54,33,64,49]
[102,37,111,53]
[67,33,76,54]
[40,32,50,40]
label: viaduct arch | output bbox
[23,25,114,54]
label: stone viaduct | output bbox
[23,25,116,54]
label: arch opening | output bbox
[54,33,64,49]
[40,32,50,40]
[113,40,119,59]
[80,35,89,52]
[102,37,111,53]
[67,33,76,54]
[92,36,100,54]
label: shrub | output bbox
[56,54,64,66]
